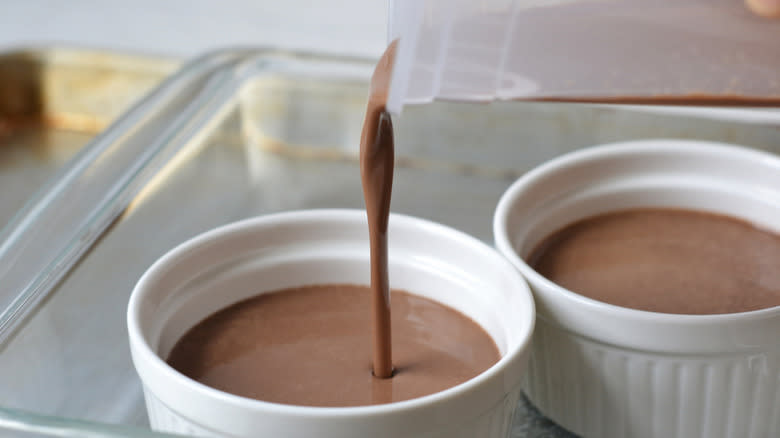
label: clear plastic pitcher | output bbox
[386,0,780,114]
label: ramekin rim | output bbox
[128,208,535,419]
[493,139,780,325]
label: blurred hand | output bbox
[745,0,780,17]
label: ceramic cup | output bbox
[128,209,534,438]
[494,139,780,438]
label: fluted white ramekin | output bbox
[128,209,534,438]
[494,140,780,438]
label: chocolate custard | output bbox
[166,284,499,407]
[529,208,780,314]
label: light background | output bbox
[0,0,389,58]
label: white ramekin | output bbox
[494,139,780,438]
[128,209,535,438]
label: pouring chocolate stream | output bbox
[360,41,397,379]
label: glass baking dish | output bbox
[0,47,177,231]
[0,48,777,437]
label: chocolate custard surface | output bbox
[529,208,780,314]
[167,284,499,407]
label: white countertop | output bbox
[0,0,388,58]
